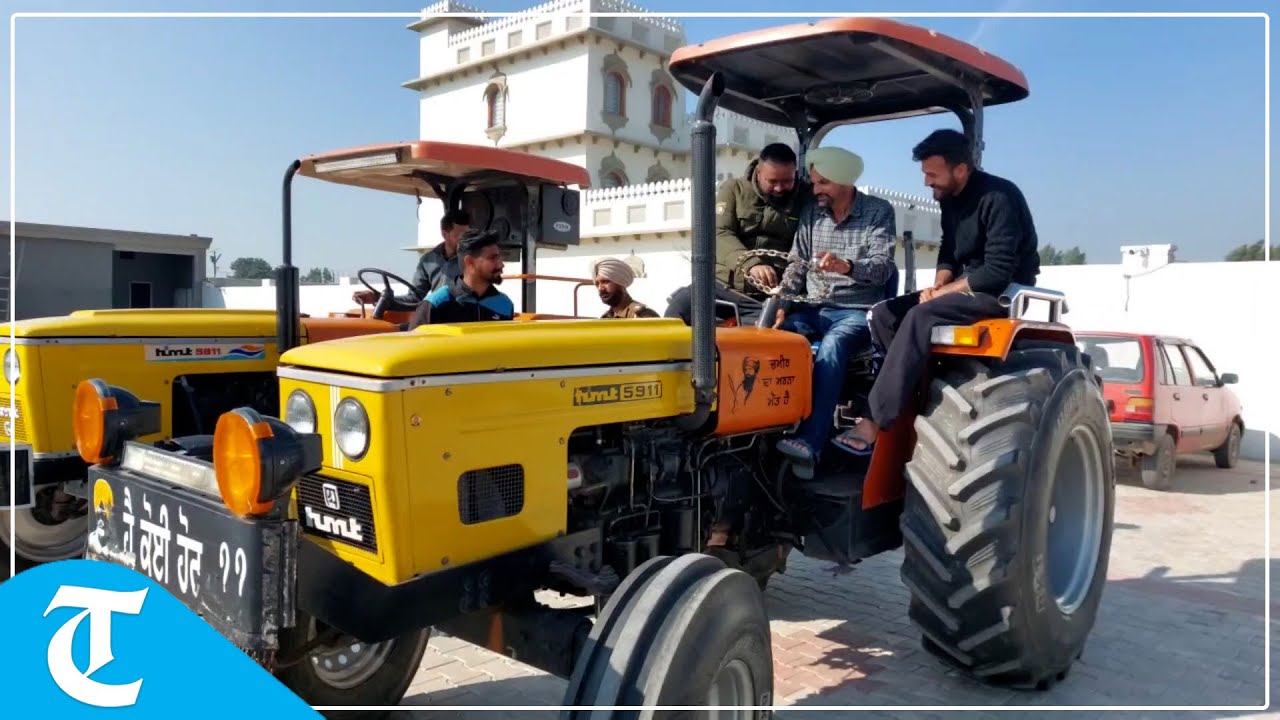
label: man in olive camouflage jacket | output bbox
[664,143,811,326]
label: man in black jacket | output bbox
[832,128,1041,454]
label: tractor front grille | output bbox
[0,394,29,443]
[458,464,525,525]
[296,475,378,553]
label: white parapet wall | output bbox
[210,259,1277,463]
[577,178,944,244]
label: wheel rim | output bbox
[1,487,89,562]
[1230,428,1240,459]
[705,657,755,720]
[308,621,396,689]
[1046,425,1106,615]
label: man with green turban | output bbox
[772,144,899,471]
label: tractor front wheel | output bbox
[900,342,1115,690]
[563,554,774,719]
[1,485,89,566]
[272,612,431,720]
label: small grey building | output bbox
[0,220,211,321]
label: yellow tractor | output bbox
[1,143,591,566]
[74,18,1114,717]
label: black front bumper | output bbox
[0,443,35,508]
[84,446,297,654]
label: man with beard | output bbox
[664,143,810,326]
[772,145,897,469]
[833,128,1041,454]
[407,229,514,327]
[590,257,659,319]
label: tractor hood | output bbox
[2,309,280,340]
[277,319,694,379]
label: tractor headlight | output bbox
[284,389,317,434]
[213,407,322,518]
[334,397,370,461]
[3,348,19,385]
[72,379,162,465]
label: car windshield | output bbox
[1076,335,1145,383]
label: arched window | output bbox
[651,86,672,128]
[604,72,626,117]
[601,170,628,188]
[485,84,505,129]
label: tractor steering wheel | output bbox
[357,267,426,320]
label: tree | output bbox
[209,250,222,278]
[1039,244,1087,266]
[1224,240,1278,261]
[303,267,337,283]
[230,257,274,279]
[1058,246,1087,265]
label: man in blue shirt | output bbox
[407,229,514,327]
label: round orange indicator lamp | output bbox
[72,379,162,465]
[213,407,323,518]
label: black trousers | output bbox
[867,290,1006,428]
[663,284,765,327]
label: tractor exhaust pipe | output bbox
[277,160,302,354]
[678,72,725,432]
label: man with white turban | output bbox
[591,257,659,319]
[772,145,898,472]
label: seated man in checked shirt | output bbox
[771,146,898,469]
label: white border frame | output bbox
[6,6,1272,714]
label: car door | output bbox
[1181,342,1229,451]
[1155,340,1198,452]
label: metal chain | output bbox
[731,248,833,304]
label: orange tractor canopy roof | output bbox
[668,18,1029,128]
[296,141,592,197]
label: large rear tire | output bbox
[563,554,773,719]
[900,341,1115,690]
[272,612,431,720]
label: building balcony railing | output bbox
[579,177,943,243]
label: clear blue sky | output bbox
[1,0,1273,277]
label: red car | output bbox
[1074,331,1243,490]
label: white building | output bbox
[401,0,943,314]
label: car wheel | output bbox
[1213,422,1241,469]
[1141,433,1176,491]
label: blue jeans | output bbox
[781,305,871,455]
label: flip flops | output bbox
[776,437,817,462]
[831,425,876,456]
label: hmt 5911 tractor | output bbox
[76,18,1114,717]
[1,142,590,565]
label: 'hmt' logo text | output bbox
[304,506,364,542]
[573,381,662,406]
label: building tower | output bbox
[403,0,942,314]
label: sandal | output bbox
[831,426,876,456]
[776,437,817,462]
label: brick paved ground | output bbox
[399,455,1277,719]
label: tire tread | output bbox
[900,340,1111,690]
